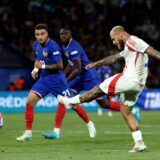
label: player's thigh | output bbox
[27,92,41,105]
[99,73,122,94]
[31,78,49,98]
[100,74,141,95]
[50,84,74,98]
[117,77,143,106]
[120,91,141,107]
[116,77,142,92]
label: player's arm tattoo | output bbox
[46,59,63,70]
[79,86,104,103]
[94,53,123,67]
[67,59,82,82]
[145,46,160,60]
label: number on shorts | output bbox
[62,89,71,97]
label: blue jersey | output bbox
[97,66,112,82]
[33,38,63,77]
[62,39,98,81]
[32,38,74,98]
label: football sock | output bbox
[53,128,60,134]
[109,101,120,111]
[25,105,34,130]
[132,130,144,146]
[69,95,81,104]
[55,103,66,128]
[86,121,93,126]
[26,130,32,134]
[73,105,89,123]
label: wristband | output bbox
[41,63,46,69]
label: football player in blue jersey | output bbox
[16,24,96,141]
[50,26,120,129]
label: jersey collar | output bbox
[65,38,73,49]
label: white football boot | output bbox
[87,121,96,138]
[16,131,32,142]
[128,143,147,153]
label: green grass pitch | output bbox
[0,111,160,160]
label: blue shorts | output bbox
[31,75,74,98]
[69,77,105,99]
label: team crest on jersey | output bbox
[43,50,48,58]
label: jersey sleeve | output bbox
[126,36,149,53]
[69,44,82,61]
[49,44,62,63]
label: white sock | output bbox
[26,130,32,134]
[132,130,144,146]
[54,128,60,134]
[86,121,92,127]
[69,95,81,104]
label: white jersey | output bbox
[120,35,149,85]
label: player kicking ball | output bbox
[57,25,160,152]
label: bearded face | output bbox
[117,39,124,50]
[110,31,124,50]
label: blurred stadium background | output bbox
[0,0,160,159]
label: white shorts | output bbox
[99,73,144,106]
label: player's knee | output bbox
[26,100,34,107]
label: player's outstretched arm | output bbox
[35,59,63,70]
[145,46,160,60]
[86,53,123,70]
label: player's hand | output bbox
[85,62,97,70]
[34,60,42,69]
[31,71,39,79]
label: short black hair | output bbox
[61,26,72,32]
[35,24,48,31]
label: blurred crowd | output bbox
[0,0,160,88]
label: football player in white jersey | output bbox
[58,26,160,152]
